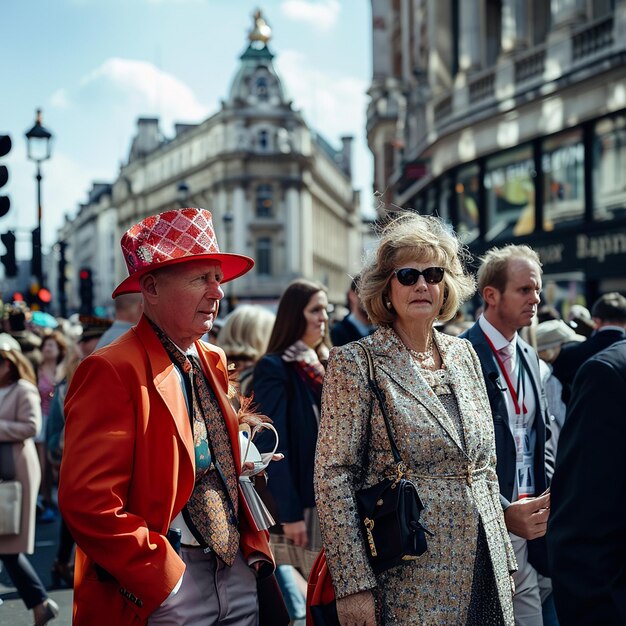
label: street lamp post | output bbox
[25,109,53,289]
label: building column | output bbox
[459,0,482,72]
[501,0,529,54]
[550,0,586,30]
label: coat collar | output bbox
[362,326,469,456]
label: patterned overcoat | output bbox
[314,326,516,625]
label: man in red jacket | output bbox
[59,208,275,625]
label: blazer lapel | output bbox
[133,317,195,467]
[372,328,465,453]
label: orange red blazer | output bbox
[59,316,272,625]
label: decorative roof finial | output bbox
[249,9,272,46]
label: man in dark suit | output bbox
[462,244,552,626]
[548,339,626,624]
[330,274,375,347]
[552,292,626,403]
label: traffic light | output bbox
[1,230,17,277]
[79,267,94,315]
[0,134,11,218]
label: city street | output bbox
[0,510,73,625]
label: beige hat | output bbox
[0,333,23,353]
[536,320,585,352]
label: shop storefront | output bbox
[403,109,626,313]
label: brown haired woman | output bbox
[251,279,330,610]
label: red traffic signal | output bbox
[79,269,90,280]
[38,288,52,304]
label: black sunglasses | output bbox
[394,267,445,286]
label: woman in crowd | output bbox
[315,213,516,625]
[252,279,330,571]
[35,331,67,523]
[0,334,58,625]
[217,303,276,398]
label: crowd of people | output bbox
[1,205,625,626]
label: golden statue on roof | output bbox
[249,9,272,44]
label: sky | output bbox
[0,0,373,258]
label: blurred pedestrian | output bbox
[35,331,67,523]
[317,213,515,625]
[0,333,58,625]
[552,291,626,403]
[461,244,554,626]
[216,304,275,395]
[95,293,143,349]
[548,339,626,624]
[58,208,278,626]
[330,273,375,346]
[535,320,584,464]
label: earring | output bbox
[385,299,393,310]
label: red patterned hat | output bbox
[112,208,254,298]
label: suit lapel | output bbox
[373,328,465,454]
[133,317,195,467]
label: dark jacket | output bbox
[552,328,626,403]
[548,340,626,625]
[461,322,551,574]
[251,354,320,523]
[330,315,372,347]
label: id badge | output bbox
[514,427,534,498]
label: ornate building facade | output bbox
[368,0,626,310]
[58,11,361,315]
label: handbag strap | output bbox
[356,342,405,470]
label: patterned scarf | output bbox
[282,340,325,404]
[150,320,240,565]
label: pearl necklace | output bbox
[408,337,436,370]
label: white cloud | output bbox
[276,48,374,211]
[276,49,367,141]
[280,0,340,31]
[78,58,209,131]
[21,58,212,248]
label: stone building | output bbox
[58,11,361,315]
[368,0,626,309]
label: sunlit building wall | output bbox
[368,0,626,310]
[56,12,361,314]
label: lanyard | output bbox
[484,334,527,416]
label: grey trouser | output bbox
[148,548,258,626]
[511,534,552,626]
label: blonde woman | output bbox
[315,213,516,625]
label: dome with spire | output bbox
[225,9,289,108]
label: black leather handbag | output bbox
[355,343,432,575]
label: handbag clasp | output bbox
[363,517,378,557]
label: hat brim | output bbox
[112,252,254,298]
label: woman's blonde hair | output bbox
[1,348,37,385]
[360,212,476,326]
[217,304,276,363]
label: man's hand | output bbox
[282,520,308,547]
[336,590,376,626]
[504,491,551,539]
